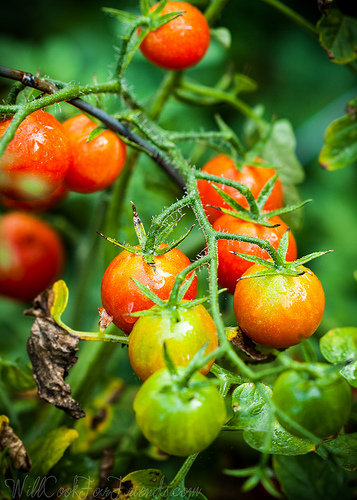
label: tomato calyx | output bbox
[209,176,311,228]
[230,229,332,280]
[98,201,193,267]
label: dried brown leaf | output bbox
[0,415,32,472]
[25,289,85,419]
[226,326,275,363]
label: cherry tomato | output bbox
[213,214,297,294]
[0,110,71,202]
[1,184,68,212]
[134,367,226,456]
[0,211,65,302]
[62,114,127,193]
[100,244,197,334]
[129,303,218,381]
[273,368,352,438]
[233,263,325,348]
[197,155,284,224]
[139,1,210,71]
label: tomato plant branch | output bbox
[167,453,199,494]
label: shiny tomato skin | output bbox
[197,155,284,224]
[1,184,68,212]
[129,303,218,381]
[140,1,210,71]
[273,368,352,438]
[233,263,325,348]
[62,114,127,193]
[134,367,226,456]
[100,244,197,334]
[213,214,297,294]
[0,212,65,302]
[0,110,71,202]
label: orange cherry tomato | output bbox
[1,184,68,212]
[0,211,65,302]
[140,1,210,70]
[0,110,71,202]
[233,263,325,348]
[100,244,197,334]
[62,114,127,193]
[197,155,284,224]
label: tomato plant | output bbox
[0,211,65,301]
[273,367,352,439]
[233,262,325,348]
[214,213,297,294]
[0,110,71,202]
[139,1,210,71]
[128,303,218,381]
[101,243,197,333]
[197,155,284,223]
[133,367,226,456]
[62,114,127,193]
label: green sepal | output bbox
[154,213,185,248]
[131,201,147,248]
[102,7,139,24]
[87,125,106,142]
[211,205,279,227]
[97,231,143,254]
[152,11,184,30]
[177,271,196,302]
[155,224,194,255]
[255,174,279,211]
[211,183,256,215]
[140,0,151,16]
[288,250,333,268]
[277,229,290,260]
[230,251,276,269]
[162,341,179,378]
[130,277,166,308]
[264,198,312,218]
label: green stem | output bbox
[180,79,265,123]
[257,0,318,38]
[150,71,182,120]
[168,454,198,492]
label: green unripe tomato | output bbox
[272,368,352,439]
[134,368,226,456]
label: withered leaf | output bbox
[0,415,32,472]
[98,307,113,331]
[226,326,276,363]
[25,288,85,419]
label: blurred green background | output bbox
[0,0,357,497]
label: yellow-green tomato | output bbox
[128,303,218,381]
[134,368,226,456]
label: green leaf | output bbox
[319,114,357,170]
[273,453,352,500]
[27,427,79,480]
[233,73,258,94]
[0,357,36,392]
[114,469,168,499]
[320,327,357,386]
[317,9,357,64]
[226,383,315,455]
[210,27,232,50]
[323,432,357,470]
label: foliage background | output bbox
[0,0,357,497]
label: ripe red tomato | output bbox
[0,110,71,202]
[62,114,127,193]
[1,184,68,212]
[273,368,352,439]
[213,214,297,294]
[128,303,218,381]
[134,367,226,456]
[100,244,197,334]
[197,155,284,224]
[0,212,65,302]
[233,263,325,348]
[139,1,210,71]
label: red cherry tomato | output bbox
[62,114,127,193]
[0,110,71,202]
[100,244,197,334]
[213,214,297,294]
[197,155,284,224]
[1,184,68,212]
[139,1,210,71]
[0,212,65,302]
[233,263,325,348]
[128,303,218,381]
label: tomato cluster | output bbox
[0,111,127,206]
